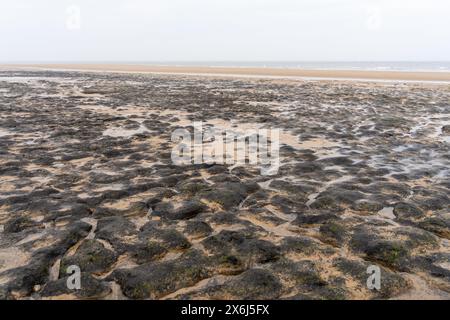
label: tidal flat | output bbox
[0,70,449,300]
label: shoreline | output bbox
[3,64,450,82]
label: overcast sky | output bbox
[1,0,449,62]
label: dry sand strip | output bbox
[4,64,450,82]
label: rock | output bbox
[350,226,410,270]
[51,203,93,224]
[396,226,440,250]
[124,201,148,217]
[29,187,60,198]
[310,196,343,212]
[319,156,354,166]
[59,203,92,218]
[96,216,136,241]
[198,182,258,210]
[376,116,411,130]
[177,180,210,196]
[129,181,166,194]
[98,189,130,201]
[208,174,241,183]
[318,188,366,206]
[351,200,384,213]
[279,236,321,255]
[156,230,191,251]
[207,269,283,299]
[416,194,449,211]
[108,250,211,299]
[270,259,326,288]
[206,164,228,174]
[139,223,191,250]
[319,222,348,247]
[293,162,324,174]
[243,208,286,227]
[184,221,213,239]
[150,201,172,216]
[238,239,280,264]
[310,282,349,300]
[153,200,206,220]
[393,202,424,220]
[350,224,439,271]
[144,188,176,208]
[270,195,308,214]
[410,253,450,284]
[230,166,261,178]
[40,273,111,299]
[364,241,410,270]
[60,240,117,275]
[158,174,190,187]
[366,182,411,198]
[209,211,240,225]
[89,172,126,184]
[351,225,439,266]
[131,241,168,264]
[213,254,246,275]
[293,212,339,226]
[269,180,316,196]
[417,217,450,239]
[202,230,280,266]
[333,258,410,298]
[442,125,450,135]
[0,286,9,300]
[2,222,92,297]
[3,216,40,233]
[95,216,136,253]
[92,207,122,218]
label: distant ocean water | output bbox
[141,61,450,72]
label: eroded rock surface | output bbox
[0,71,449,300]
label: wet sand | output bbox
[0,69,449,300]
[4,64,450,82]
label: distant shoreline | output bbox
[3,64,450,82]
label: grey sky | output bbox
[1,0,449,62]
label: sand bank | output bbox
[4,64,450,82]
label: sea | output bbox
[139,61,450,72]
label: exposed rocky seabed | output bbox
[0,70,449,300]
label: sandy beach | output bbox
[0,68,449,300]
[5,64,450,82]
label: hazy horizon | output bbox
[2,0,450,62]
